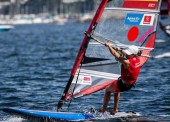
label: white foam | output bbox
[94,111,140,120]
[165,25,170,30]
[0,117,24,122]
[155,39,166,43]
[154,52,170,59]
[159,114,170,117]
[165,29,170,35]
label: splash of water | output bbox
[1,117,25,122]
[154,52,170,58]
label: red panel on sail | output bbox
[71,80,116,99]
[139,32,156,67]
[123,0,158,9]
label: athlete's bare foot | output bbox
[110,109,118,115]
[99,108,106,113]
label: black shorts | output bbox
[117,77,135,92]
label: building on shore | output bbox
[0,0,96,24]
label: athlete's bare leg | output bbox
[101,85,114,113]
[110,92,120,115]
[101,90,111,112]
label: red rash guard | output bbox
[121,57,141,84]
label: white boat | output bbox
[0,25,14,32]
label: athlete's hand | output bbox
[105,42,112,47]
[115,47,122,51]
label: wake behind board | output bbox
[2,107,140,121]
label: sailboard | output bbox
[2,0,162,121]
[2,107,139,121]
[2,108,94,121]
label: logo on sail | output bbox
[148,3,156,8]
[72,75,92,85]
[141,14,155,26]
[125,13,143,25]
[127,17,140,23]
[143,16,152,24]
[125,13,155,26]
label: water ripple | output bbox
[0,23,170,122]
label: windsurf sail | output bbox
[57,0,162,110]
[159,0,170,36]
[160,0,170,15]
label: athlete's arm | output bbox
[115,47,128,56]
[105,43,130,69]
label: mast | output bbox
[57,0,110,111]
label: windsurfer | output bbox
[101,43,141,115]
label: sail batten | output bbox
[74,68,120,80]
[105,7,160,13]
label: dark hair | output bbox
[137,50,142,56]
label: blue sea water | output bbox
[0,23,170,122]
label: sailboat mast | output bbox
[57,0,110,110]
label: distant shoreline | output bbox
[0,13,93,25]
